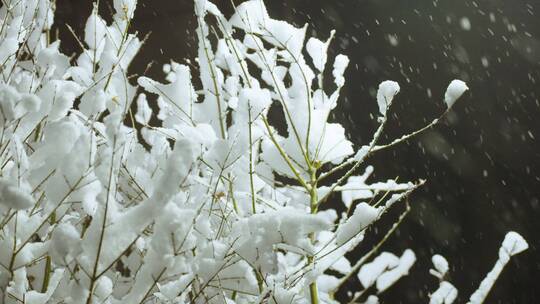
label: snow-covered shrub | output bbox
[0,0,527,303]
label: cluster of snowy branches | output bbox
[0,0,528,303]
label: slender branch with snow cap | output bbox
[322,78,468,187]
[430,281,458,304]
[467,231,528,304]
[371,79,469,153]
[376,80,400,119]
[316,80,398,208]
[348,249,416,303]
[445,79,469,109]
[429,255,458,304]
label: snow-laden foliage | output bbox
[0,0,526,303]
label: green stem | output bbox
[198,16,226,139]
[41,256,52,292]
[309,269,319,304]
[256,270,263,293]
[86,136,116,304]
[41,211,56,293]
[308,169,319,304]
[261,117,309,190]
[227,179,239,213]
[248,103,256,214]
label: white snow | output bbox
[364,295,380,304]
[0,179,34,210]
[501,231,529,256]
[84,6,107,50]
[341,166,374,207]
[353,145,370,161]
[306,36,329,72]
[430,281,458,304]
[481,56,489,67]
[340,166,414,208]
[336,203,379,246]
[430,254,449,279]
[376,80,400,116]
[460,17,471,31]
[114,0,138,19]
[333,54,350,87]
[376,249,416,292]
[50,222,81,263]
[467,231,528,304]
[444,80,468,108]
[135,93,152,124]
[358,252,399,288]
[387,34,399,46]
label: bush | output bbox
[0,0,527,303]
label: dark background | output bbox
[55,0,539,303]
